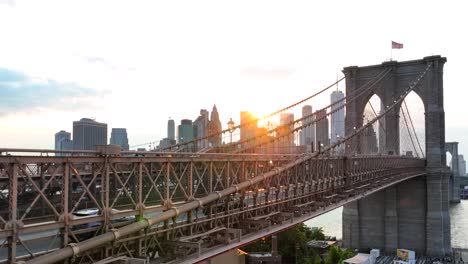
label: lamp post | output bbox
[227,118,235,143]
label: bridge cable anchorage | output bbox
[24,65,430,264]
[128,77,345,151]
[234,68,392,153]
[403,99,424,157]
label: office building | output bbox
[193,109,210,150]
[362,125,378,154]
[459,155,466,176]
[331,90,345,154]
[315,109,329,150]
[73,118,107,151]
[55,130,73,156]
[240,111,257,147]
[300,105,315,148]
[178,119,194,151]
[110,128,129,151]
[167,119,175,140]
[279,113,295,150]
[159,138,176,149]
[208,105,222,147]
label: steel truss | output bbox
[0,153,425,263]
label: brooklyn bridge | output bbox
[0,56,457,264]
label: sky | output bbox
[0,0,467,158]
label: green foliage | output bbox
[325,246,342,264]
[310,227,326,241]
[277,224,308,257]
[241,236,271,252]
[324,246,356,264]
[241,224,343,264]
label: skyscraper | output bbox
[110,128,129,151]
[331,90,345,154]
[240,111,257,147]
[362,125,378,154]
[167,119,175,140]
[300,105,315,148]
[55,130,73,156]
[208,105,222,147]
[315,109,329,150]
[279,113,295,150]
[73,118,107,151]
[193,109,209,150]
[178,119,194,151]
[459,155,466,176]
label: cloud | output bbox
[241,67,295,79]
[0,0,15,7]
[0,67,101,116]
[79,55,136,72]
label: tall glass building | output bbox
[73,118,107,151]
[110,128,129,151]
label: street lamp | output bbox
[227,118,235,143]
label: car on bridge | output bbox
[71,208,136,240]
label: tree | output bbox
[310,227,326,241]
[324,246,356,264]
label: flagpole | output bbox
[390,41,393,61]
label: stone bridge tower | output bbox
[342,56,451,256]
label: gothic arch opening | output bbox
[446,151,453,169]
[399,91,425,157]
[361,94,383,154]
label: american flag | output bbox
[392,41,403,49]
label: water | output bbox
[305,199,468,248]
[450,200,468,248]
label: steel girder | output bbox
[0,154,425,263]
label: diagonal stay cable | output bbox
[403,99,424,157]
[401,102,420,158]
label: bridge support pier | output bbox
[342,56,451,257]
